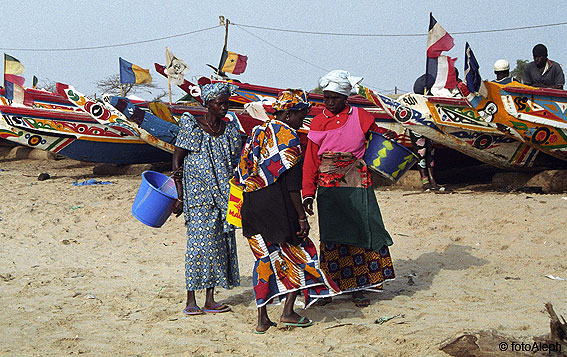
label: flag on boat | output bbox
[463,42,487,97]
[4,53,25,86]
[165,47,188,86]
[32,75,38,89]
[4,79,33,106]
[425,14,457,93]
[426,14,454,58]
[219,49,247,75]
[426,55,458,93]
[119,57,152,84]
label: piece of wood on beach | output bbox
[439,330,531,356]
[532,302,567,355]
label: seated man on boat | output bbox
[492,59,516,85]
[523,44,565,90]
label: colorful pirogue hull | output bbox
[357,86,543,170]
[468,81,567,161]
[56,83,177,154]
[0,97,171,164]
[56,82,268,154]
[154,63,411,146]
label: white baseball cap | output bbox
[494,59,510,71]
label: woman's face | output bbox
[207,94,230,118]
[323,91,348,114]
[284,108,308,130]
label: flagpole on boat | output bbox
[425,12,431,95]
[217,16,229,78]
[168,75,172,105]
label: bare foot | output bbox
[255,320,277,333]
[352,291,370,307]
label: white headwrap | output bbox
[319,70,363,96]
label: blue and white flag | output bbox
[463,43,487,97]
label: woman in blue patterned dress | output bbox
[172,82,243,315]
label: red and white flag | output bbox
[426,14,454,58]
[425,14,457,93]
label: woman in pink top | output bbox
[302,70,395,307]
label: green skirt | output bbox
[316,186,393,253]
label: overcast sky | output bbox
[2,1,565,99]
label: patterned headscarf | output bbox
[272,89,311,112]
[200,82,237,106]
[319,70,363,97]
[237,119,302,192]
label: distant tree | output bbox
[152,91,168,102]
[95,74,161,97]
[37,78,57,93]
[510,59,529,83]
[310,85,323,94]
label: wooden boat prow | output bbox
[359,85,543,169]
[468,81,567,161]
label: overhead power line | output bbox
[231,21,567,37]
[233,24,393,93]
[234,24,329,72]
[0,25,222,52]
[3,20,565,53]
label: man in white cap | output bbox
[492,59,515,85]
[302,70,396,307]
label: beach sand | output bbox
[1,157,566,356]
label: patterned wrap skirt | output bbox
[185,206,240,291]
[247,234,340,308]
[319,243,394,292]
[316,152,395,292]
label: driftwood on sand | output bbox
[440,303,566,356]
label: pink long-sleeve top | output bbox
[302,105,385,199]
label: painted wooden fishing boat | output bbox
[154,63,382,109]
[465,81,567,161]
[0,87,79,112]
[356,85,547,170]
[56,83,177,154]
[154,63,411,146]
[56,82,270,153]
[0,98,171,164]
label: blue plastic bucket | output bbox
[131,170,178,228]
[364,132,418,182]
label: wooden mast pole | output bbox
[168,77,172,105]
[218,17,229,77]
[425,12,431,95]
[166,47,172,105]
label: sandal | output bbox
[430,185,448,192]
[352,297,371,307]
[202,303,231,313]
[183,305,205,315]
[421,178,431,191]
[281,316,313,328]
[254,321,277,334]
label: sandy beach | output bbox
[1,156,566,356]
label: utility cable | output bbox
[234,24,393,93]
[231,21,567,37]
[0,25,222,52]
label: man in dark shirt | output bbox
[523,44,565,89]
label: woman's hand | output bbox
[382,130,397,140]
[297,219,310,239]
[172,199,184,217]
[302,197,314,216]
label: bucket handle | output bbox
[157,166,183,192]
